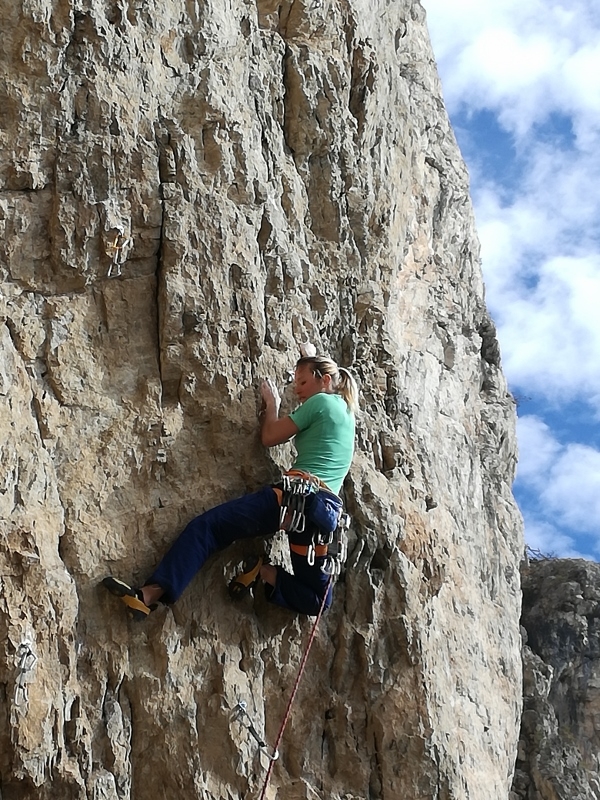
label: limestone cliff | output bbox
[513,559,600,800]
[0,1,523,798]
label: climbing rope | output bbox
[257,575,333,800]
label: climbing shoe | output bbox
[102,576,155,621]
[228,556,264,601]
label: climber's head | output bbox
[293,359,332,402]
[294,356,359,412]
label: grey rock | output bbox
[514,559,600,800]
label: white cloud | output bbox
[423,0,600,141]
[518,144,600,235]
[515,415,600,557]
[516,416,561,485]
[523,517,591,559]
[494,255,600,404]
[516,415,600,554]
[469,141,600,407]
[543,444,600,534]
[424,0,600,558]
[450,29,559,135]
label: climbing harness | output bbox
[275,471,350,577]
[231,701,279,762]
[256,574,333,800]
[14,641,37,706]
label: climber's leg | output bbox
[145,486,280,603]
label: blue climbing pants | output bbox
[146,486,332,616]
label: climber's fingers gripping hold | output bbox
[261,378,281,413]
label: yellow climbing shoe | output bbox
[228,556,264,601]
[102,576,154,621]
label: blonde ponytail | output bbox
[337,367,359,413]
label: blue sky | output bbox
[422,0,600,559]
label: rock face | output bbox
[0,1,523,799]
[513,559,600,800]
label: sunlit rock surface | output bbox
[0,1,523,798]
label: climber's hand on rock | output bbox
[261,378,281,414]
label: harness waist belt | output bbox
[284,469,333,493]
[290,543,328,557]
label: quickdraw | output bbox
[106,233,131,278]
[231,701,279,762]
[321,512,350,577]
[278,473,318,533]
[14,641,37,706]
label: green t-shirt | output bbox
[289,392,355,495]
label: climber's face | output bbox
[294,364,328,402]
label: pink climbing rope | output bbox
[257,576,333,800]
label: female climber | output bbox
[103,353,358,618]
